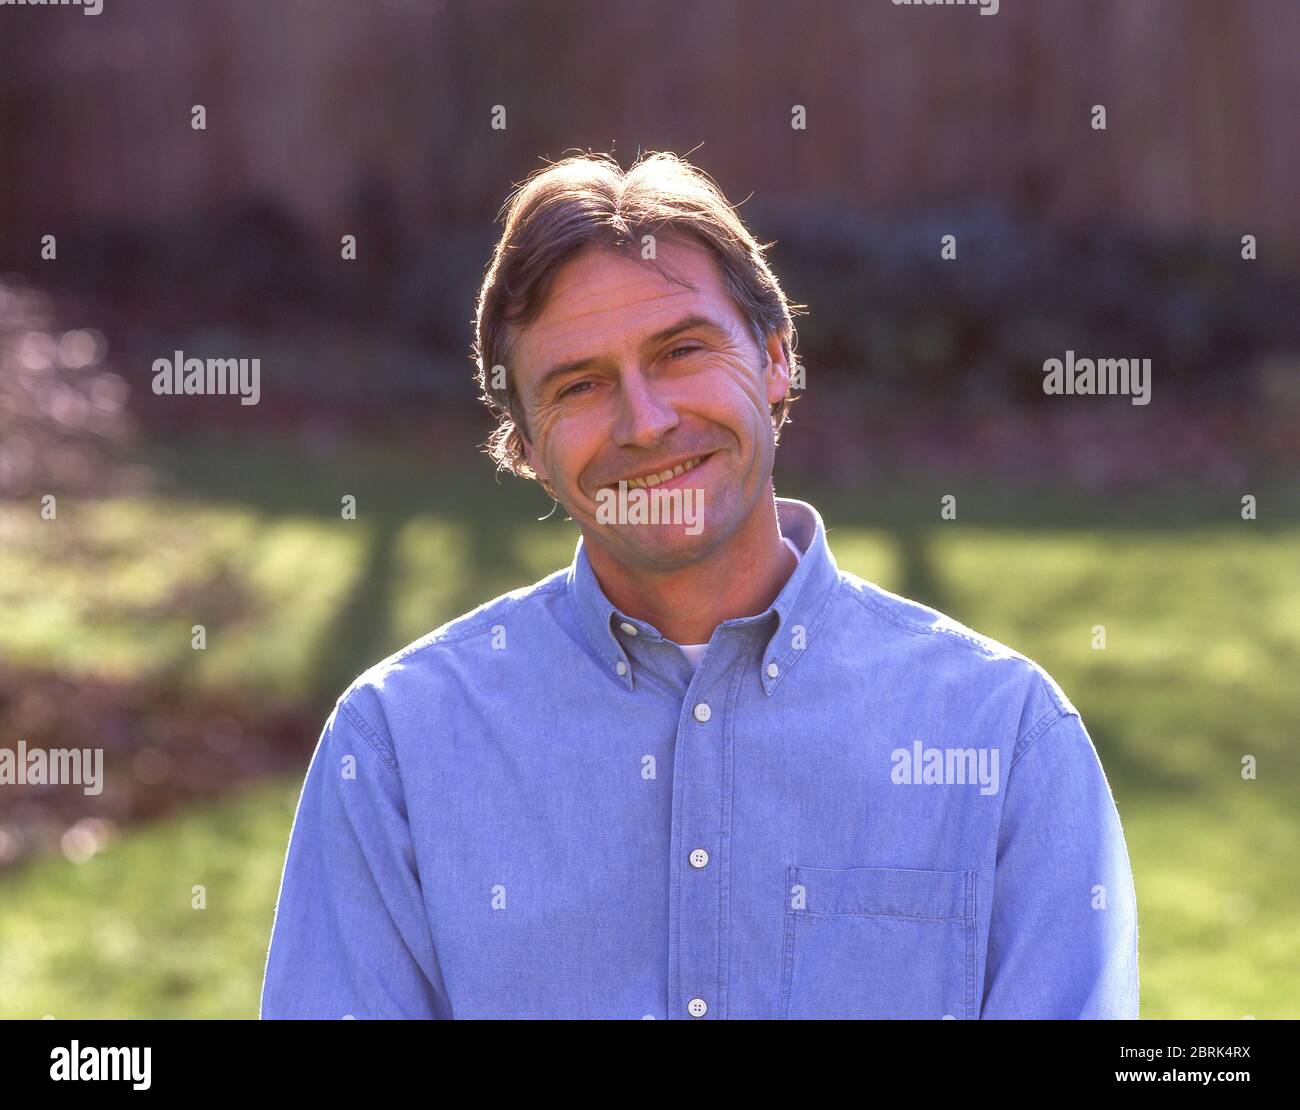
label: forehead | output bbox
[511,238,737,372]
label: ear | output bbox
[762,331,790,406]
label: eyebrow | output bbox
[531,313,727,402]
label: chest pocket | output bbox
[780,864,976,1019]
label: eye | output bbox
[557,380,594,399]
[667,344,703,360]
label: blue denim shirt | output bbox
[261,497,1139,1019]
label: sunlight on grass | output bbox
[387,518,474,646]
[1,463,1297,1018]
[816,527,901,592]
[0,777,300,1019]
[0,499,367,704]
[1133,791,1300,1017]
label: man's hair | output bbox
[472,151,804,490]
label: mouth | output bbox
[600,452,716,494]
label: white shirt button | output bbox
[693,702,711,723]
[689,848,709,869]
[619,622,637,636]
[687,997,708,1018]
[767,662,779,678]
[615,660,627,675]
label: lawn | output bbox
[1,435,1296,1018]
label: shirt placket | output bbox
[667,631,744,1020]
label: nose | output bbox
[611,368,678,449]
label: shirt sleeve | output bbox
[260,696,449,1019]
[979,710,1140,1019]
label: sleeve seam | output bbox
[338,699,401,776]
[1009,708,1076,772]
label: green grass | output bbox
[0,777,300,1019]
[1,435,1297,1018]
[0,499,367,704]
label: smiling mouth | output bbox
[601,452,715,492]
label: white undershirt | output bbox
[677,536,802,673]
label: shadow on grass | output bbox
[143,436,1300,810]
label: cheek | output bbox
[694,360,771,427]
[541,414,603,486]
[715,354,769,400]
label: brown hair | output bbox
[472,151,804,493]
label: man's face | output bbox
[512,238,790,570]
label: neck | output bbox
[583,485,796,645]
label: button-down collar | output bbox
[568,497,841,694]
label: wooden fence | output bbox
[1,0,1296,260]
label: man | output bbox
[261,151,1139,1019]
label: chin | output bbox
[618,524,719,567]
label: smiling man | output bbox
[261,151,1139,1020]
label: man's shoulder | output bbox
[834,568,1029,660]
[833,568,1078,723]
[332,565,570,723]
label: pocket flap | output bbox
[790,865,972,921]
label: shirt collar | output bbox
[567,497,841,694]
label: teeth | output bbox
[611,455,705,491]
